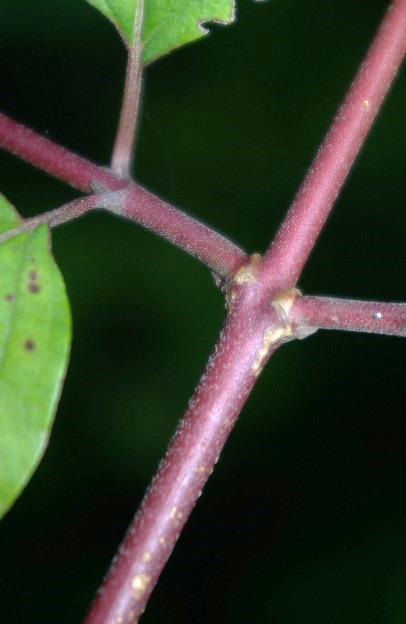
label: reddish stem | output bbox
[1,2,405,621]
[84,281,285,624]
[102,184,246,279]
[291,295,406,337]
[0,113,246,278]
[260,0,406,294]
[82,2,406,621]
[0,113,123,193]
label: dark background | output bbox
[0,0,405,622]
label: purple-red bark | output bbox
[291,295,406,337]
[0,113,123,193]
[260,0,406,294]
[103,184,246,279]
[83,2,406,621]
[84,279,287,624]
[0,1,405,623]
[0,114,246,279]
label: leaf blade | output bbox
[0,195,71,519]
[85,0,235,64]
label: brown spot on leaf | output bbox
[5,293,14,302]
[28,283,40,293]
[28,270,38,281]
[24,339,35,352]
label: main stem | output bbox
[84,276,290,624]
[259,0,406,294]
[83,2,406,622]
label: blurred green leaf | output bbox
[85,0,235,64]
[0,194,71,520]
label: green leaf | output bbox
[85,0,236,65]
[0,194,71,520]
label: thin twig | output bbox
[111,0,145,177]
[290,295,406,337]
[259,0,406,295]
[0,195,101,244]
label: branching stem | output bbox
[82,2,406,622]
[0,2,405,623]
[0,113,246,278]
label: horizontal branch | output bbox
[290,295,406,337]
[260,0,406,294]
[0,113,246,278]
